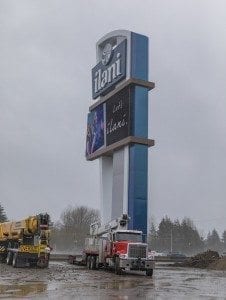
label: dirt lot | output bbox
[0,261,226,299]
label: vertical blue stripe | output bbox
[128,32,149,238]
[128,144,148,236]
[131,32,148,80]
[130,86,149,138]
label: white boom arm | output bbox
[90,214,129,237]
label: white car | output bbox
[148,251,164,258]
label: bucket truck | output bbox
[82,214,154,276]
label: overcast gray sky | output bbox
[1,0,226,236]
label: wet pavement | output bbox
[0,261,226,299]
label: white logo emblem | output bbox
[101,43,113,66]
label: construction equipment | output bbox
[81,214,154,276]
[0,213,51,268]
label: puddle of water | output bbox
[98,276,154,291]
[0,282,47,298]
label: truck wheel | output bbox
[12,253,18,268]
[90,256,96,270]
[95,257,99,270]
[6,252,13,265]
[146,269,153,276]
[115,257,122,275]
[30,262,38,268]
[86,256,91,269]
[0,255,6,263]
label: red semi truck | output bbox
[81,214,154,276]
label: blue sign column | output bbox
[87,30,154,238]
[128,33,149,236]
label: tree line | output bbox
[1,202,226,255]
[149,216,226,255]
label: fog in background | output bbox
[1,0,226,236]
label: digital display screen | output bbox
[86,86,131,158]
[106,87,130,146]
[86,104,105,156]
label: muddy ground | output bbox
[0,261,226,299]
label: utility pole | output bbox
[170,228,173,253]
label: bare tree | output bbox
[51,206,100,252]
[0,203,7,222]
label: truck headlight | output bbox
[148,254,155,260]
[119,254,128,259]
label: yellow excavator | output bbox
[0,213,51,268]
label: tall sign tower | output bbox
[86,30,155,237]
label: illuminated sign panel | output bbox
[85,104,105,156]
[86,86,131,157]
[106,87,130,146]
[92,40,127,99]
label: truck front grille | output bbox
[128,244,147,258]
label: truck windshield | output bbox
[115,232,142,242]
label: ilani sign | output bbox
[92,40,127,99]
